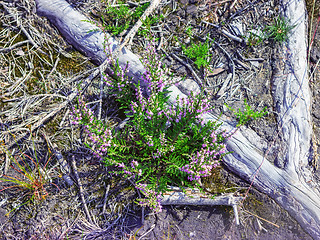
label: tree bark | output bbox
[34,0,320,238]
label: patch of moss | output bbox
[57,50,92,74]
[202,167,238,194]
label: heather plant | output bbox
[71,41,228,213]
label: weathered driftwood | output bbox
[35,0,320,238]
[162,186,243,225]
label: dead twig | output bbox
[242,209,279,228]
[58,213,81,240]
[171,52,203,88]
[216,73,232,99]
[157,25,164,50]
[98,74,104,120]
[212,40,235,100]
[229,0,238,10]
[52,143,74,186]
[47,56,60,79]
[102,183,110,214]
[137,224,155,240]
[4,149,12,175]
[0,2,46,55]
[202,20,244,43]
[0,40,31,53]
[71,155,93,224]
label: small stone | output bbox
[15,49,25,56]
[176,78,201,95]
[186,5,197,14]
[230,21,245,37]
[250,61,260,68]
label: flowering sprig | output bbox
[71,40,228,213]
[136,183,163,213]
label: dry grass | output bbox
[0,0,128,238]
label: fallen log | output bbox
[34,0,320,238]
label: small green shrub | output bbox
[182,38,212,69]
[71,40,228,213]
[225,99,268,127]
[102,1,162,37]
[264,16,296,42]
[186,26,193,38]
[245,16,296,46]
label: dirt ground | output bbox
[0,0,320,239]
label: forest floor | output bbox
[0,0,319,239]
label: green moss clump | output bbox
[202,167,238,194]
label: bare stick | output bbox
[0,40,31,53]
[1,2,46,55]
[98,74,104,120]
[229,0,238,10]
[242,209,279,228]
[4,150,11,175]
[58,213,81,240]
[102,184,110,214]
[71,155,93,224]
[47,56,60,79]
[171,53,202,88]
[138,224,155,240]
[201,20,244,43]
[161,186,244,225]
[52,143,74,186]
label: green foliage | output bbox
[225,99,268,127]
[264,16,296,43]
[101,1,162,37]
[139,14,164,36]
[186,26,193,38]
[245,16,296,46]
[103,2,132,35]
[182,38,212,69]
[246,30,264,47]
[72,41,228,212]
